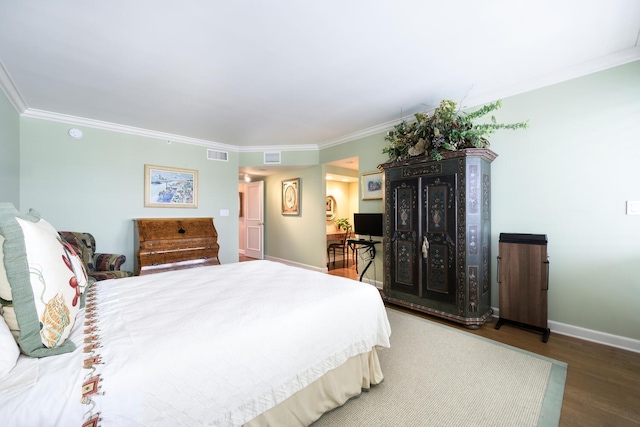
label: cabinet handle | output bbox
[421,236,429,259]
[496,256,501,284]
[543,260,550,291]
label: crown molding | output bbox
[6,48,639,153]
[0,60,27,113]
[464,46,640,108]
[317,119,399,150]
[317,48,640,149]
[21,108,241,152]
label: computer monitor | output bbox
[353,213,383,240]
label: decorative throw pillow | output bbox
[0,203,88,357]
[0,314,19,378]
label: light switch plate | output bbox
[220,209,229,217]
[627,201,640,215]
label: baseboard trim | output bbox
[265,255,326,273]
[260,258,640,354]
[491,308,640,354]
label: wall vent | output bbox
[264,151,281,164]
[207,149,229,162]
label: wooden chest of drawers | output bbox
[134,217,220,275]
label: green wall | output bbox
[3,60,639,342]
[320,134,390,284]
[264,166,325,267]
[318,61,640,341]
[0,89,20,207]
[487,61,640,340]
[18,118,240,271]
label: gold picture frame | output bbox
[361,171,383,200]
[282,178,300,215]
[144,164,198,208]
[326,195,336,221]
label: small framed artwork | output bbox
[282,178,300,216]
[361,171,383,200]
[326,195,336,221]
[144,164,198,208]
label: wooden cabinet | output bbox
[381,149,495,328]
[495,233,550,341]
[134,217,220,275]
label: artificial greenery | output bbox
[334,217,351,231]
[382,99,528,162]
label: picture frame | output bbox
[144,164,198,208]
[361,171,383,200]
[282,178,300,216]
[326,195,336,221]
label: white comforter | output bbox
[1,260,391,426]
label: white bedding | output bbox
[0,260,391,426]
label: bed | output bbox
[0,205,391,426]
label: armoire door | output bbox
[389,178,420,295]
[421,174,457,304]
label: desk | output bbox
[347,239,380,281]
[326,232,346,241]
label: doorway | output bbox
[239,180,264,260]
[324,157,359,273]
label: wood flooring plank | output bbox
[323,264,640,427]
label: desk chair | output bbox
[327,226,352,268]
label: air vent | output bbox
[264,151,281,164]
[207,149,229,162]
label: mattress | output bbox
[0,260,391,426]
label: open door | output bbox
[244,180,264,259]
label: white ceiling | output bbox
[1,1,639,153]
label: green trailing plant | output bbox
[334,217,351,231]
[382,99,528,162]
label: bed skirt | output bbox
[244,348,383,427]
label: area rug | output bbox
[313,308,567,427]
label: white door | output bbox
[244,180,264,259]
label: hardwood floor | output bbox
[326,265,640,426]
[242,257,640,426]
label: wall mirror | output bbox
[326,195,336,221]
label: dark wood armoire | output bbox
[381,148,496,328]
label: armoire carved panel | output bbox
[381,149,496,328]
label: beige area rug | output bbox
[313,308,567,427]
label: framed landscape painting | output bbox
[361,171,383,200]
[144,164,198,208]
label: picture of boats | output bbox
[144,165,198,208]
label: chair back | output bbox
[340,226,352,245]
[58,231,96,270]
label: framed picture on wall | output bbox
[361,171,383,200]
[282,178,300,215]
[326,195,336,221]
[144,164,198,208]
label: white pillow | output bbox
[0,204,87,357]
[0,315,19,378]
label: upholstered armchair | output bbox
[58,231,133,281]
